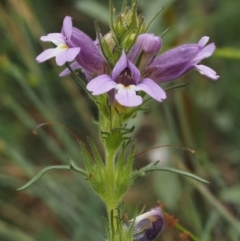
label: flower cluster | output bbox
[36,16,219,108]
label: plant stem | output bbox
[106,148,117,241]
[106,148,116,210]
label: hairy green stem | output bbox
[106,148,117,241]
[106,149,116,210]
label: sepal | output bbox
[114,143,136,200]
[113,1,145,52]
[79,141,106,200]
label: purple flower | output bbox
[86,51,166,107]
[145,36,219,82]
[128,33,162,70]
[36,16,80,66]
[131,207,164,241]
[36,16,107,75]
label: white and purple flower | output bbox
[36,16,106,75]
[131,207,164,241]
[87,50,167,107]
[145,36,219,82]
[36,16,80,66]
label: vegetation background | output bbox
[0,0,240,240]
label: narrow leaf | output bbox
[17,165,71,191]
[68,159,89,177]
[133,165,209,184]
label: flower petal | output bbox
[65,47,80,61]
[198,36,209,47]
[69,27,107,74]
[146,37,218,82]
[112,51,128,80]
[59,62,80,77]
[115,84,142,107]
[136,78,166,101]
[128,60,141,84]
[195,64,219,80]
[87,75,116,95]
[132,207,164,241]
[193,43,216,63]
[36,48,58,63]
[40,33,66,45]
[62,16,72,40]
[55,50,69,66]
[128,33,162,69]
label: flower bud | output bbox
[113,4,145,50]
[131,207,164,241]
[128,33,162,71]
[103,32,117,52]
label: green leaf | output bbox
[68,159,89,177]
[133,163,209,184]
[17,165,71,191]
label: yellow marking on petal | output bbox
[58,43,69,50]
[116,83,136,91]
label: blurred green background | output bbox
[0,0,240,240]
